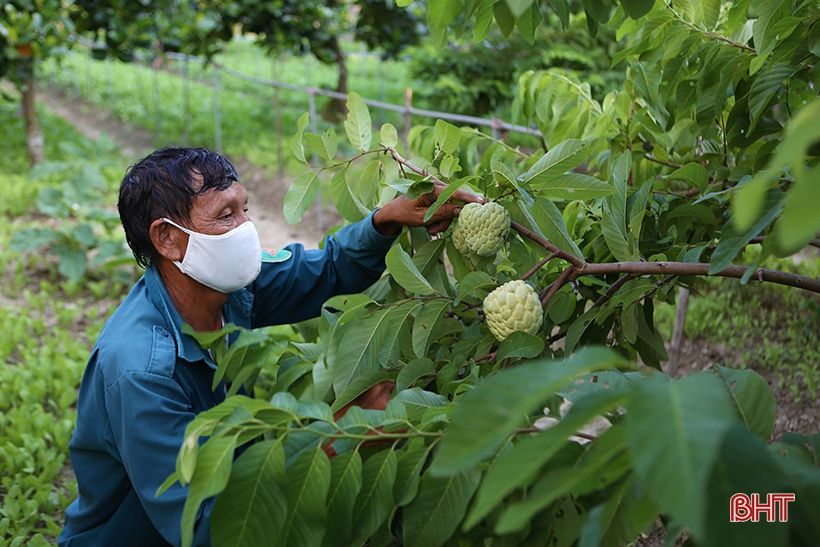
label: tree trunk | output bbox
[321,35,348,123]
[21,60,45,166]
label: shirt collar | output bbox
[144,265,255,365]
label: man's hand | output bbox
[333,381,395,422]
[373,182,485,236]
[324,381,396,458]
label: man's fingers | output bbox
[426,219,451,234]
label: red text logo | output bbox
[729,493,795,523]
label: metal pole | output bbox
[213,66,222,154]
[667,287,690,377]
[308,89,323,231]
[182,55,190,144]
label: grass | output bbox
[0,100,136,545]
[655,247,820,403]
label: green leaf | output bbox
[734,98,820,231]
[180,435,238,547]
[518,198,584,259]
[748,63,791,130]
[493,1,516,37]
[403,469,481,547]
[602,153,637,261]
[537,172,614,200]
[505,0,534,18]
[412,300,450,358]
[322,451,363,547]
[394,388,448,423]
[291,112,309,163]
[211,440,287,547]
[428,0,461,47]
[464,386,631,529]
[352,450,398,544]
[710,190,784,274]
[432,347,627,476]
[56,247,88,282]
[773,163,820,256]
[397,358,436,392]
[331,369,394,413]
[331,169,366,223]
[495,331,544,362]
[9,227,59,252]
[333,309,394,397]
[434,120,461,155]
[703,425,791,547]
[284,172,319,224]
[423,176,471,223]
[665,163,708,191]
[322,128,338,161]
[520,140,589,186]
[473,0,495,41]
[455,271,495,304]
[515,3,542,44]
[394,442,432,507]
[386,245,437,295]
[621,0,655,19]
[281,447,331,547]
[344,92,372,152]
[625,373,737,539]
[714,367,776,442]
[578,476,657,547]
[379,123,398,148]
[694,0,720,29]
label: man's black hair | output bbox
[118,147,239,268]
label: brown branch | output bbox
[592,274,637,308]
[574,262,820,293]
[644,154,683,169]
[540,267,575,307]
[520,252,558,281]
[510,220,584,268]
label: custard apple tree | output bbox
[168,2,820,546]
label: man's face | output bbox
[185,180,250,236]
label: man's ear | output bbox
[149,219,187,262]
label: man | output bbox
[59,147,477,546]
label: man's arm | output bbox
[104,371,213,547]
[250,184,482,328]
[250,209,398,327]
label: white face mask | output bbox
[162,217,262,293]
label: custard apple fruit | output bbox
[483,280,544,341]
[451,219,473,256]
[453,202,511,257]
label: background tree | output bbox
[212,0,423,119]
[0,0,73,165]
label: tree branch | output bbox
[520,252,558,281]
[540,267,575,307]
[575,262,820,293]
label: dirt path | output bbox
[38,88,334,250]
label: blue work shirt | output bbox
[59,210,397,546]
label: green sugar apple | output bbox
[483,280,544,341]
[451,219,473,256]
[454,202,511,257]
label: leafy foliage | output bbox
[173,34,820,541]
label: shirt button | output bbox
[157,327,169,337]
